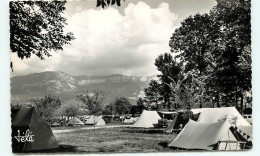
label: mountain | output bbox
[10,71,157,105]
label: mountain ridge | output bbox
[11,71,157,105]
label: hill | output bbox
[10,71,157,105]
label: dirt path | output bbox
[53,125,131,134]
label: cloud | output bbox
[11,2,178,77]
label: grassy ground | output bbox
[49,127,179,153]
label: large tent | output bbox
[168,119,245,150]
[67,117,84,126]
[132,110,161,128]
[191,107,251,126]
[11,107,59,152]
[85,115,106,126]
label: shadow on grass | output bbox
[158,141,169,148]
[14,144,83,153]
[121,128,165,134]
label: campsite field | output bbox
[50,127,179,153]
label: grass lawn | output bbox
[49,127,179,153]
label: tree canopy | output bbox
[144,0,251,112]
[77,90,106,116]
[10,1,75,60]
[31,94,61,122]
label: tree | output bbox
[130,98,146,116]
[62,105,79,118]
[10,1,75,61]
[77,90,106,116]
[77,90,106,129]
[154,53,183,110]
[112,97,132,115]
[31,94,61,123]
[136,98,146,112]
[102,103,115,115]
[169,0,251,110]
[144,80,161,110]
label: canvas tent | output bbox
[191,107,251,126]
[164,111,190,133]
[11,107,59,152]
[123,117,139,124]
[168,119,245,150]
[85,115,106,126]
[67,117,84,126]
[51,122,60,127]
[132,110,161,128]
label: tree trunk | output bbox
[235,87,238,108]
[240,91,244,114]
[216,91,221,107]
[94,116,96,130]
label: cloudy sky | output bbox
[10,0,216,77]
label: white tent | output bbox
[85,115,106,126]
[168,119,244,150]
[132,110,161,128]
[191,107,250,126]
[67,117,84,126]
[123,117,139,123]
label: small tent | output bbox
[11,107,59,152]
[123,117,139,124]
[85,115,106,126]
[191,107,251,126]
[67,117,84,126]
[132,110,161,128]
[51,122,60,127]
[168,119,245,150]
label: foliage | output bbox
[113,97,132,115]
[130,98,147,116]
[144,80,161,110]
[62,105,79,118]
[96,0,124,8]
[10,1,75,60]
[77,90,106,116]
[103,97,132,115]
[144,0,251,112]
[31,94,61,122]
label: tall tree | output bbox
[144,80,161,110]
[154,53,182,110]
[168,0,251,110]
[10,1,75,61]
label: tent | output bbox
[123,117,139,124]
[11,107,59,152]
[67,117,84,126]
[51,122,60,127]
[164,111,190,133]
[168,119,246,150]
[191,107,251,126]
[132,110,161,128]
[85,115,106,126]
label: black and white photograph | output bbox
[8,0,253,154]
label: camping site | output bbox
[9,0,253,154]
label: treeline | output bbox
[143,1,251,113]
[11,91,146,123]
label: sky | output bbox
[10,0,217,77]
